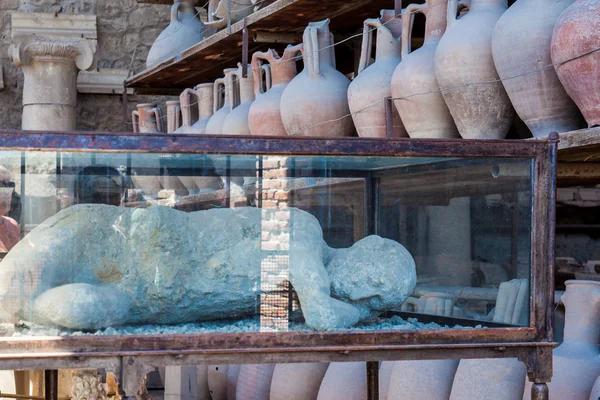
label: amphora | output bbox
[248,47,297,136]
[317,362,366,400]
[132,103,162,133]
[206,0,253,29]
[435,0,515,139]
[206,68,238,135]
[222,63,261,135]
[492,0,583,137]
[280,19,354,137]
[177,83,214,134]
[348,10,406,138]
[147,1,213,68]
[235,364,275,400]
[524,280,600,400]
[391,0,459,138]
[166,100,181,133]
[270,363,329,400]
[551,0,600,128]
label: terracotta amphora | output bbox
[206,0,253,29]
[435,0,515,139]
[379,362,394,400]
[391,0,459,138]
[147,1,213,68]
[348,10,406,138]
[235,364,275,400]
[551,0,600,128]
[226,364,241,399]
[207,365,228,400]
[222,63,258,135]
[270,363,329,400]
[491,0,583,137]
[280,19,354,137]
[177,83,214,134]
[317,362,366,400]
[524,280,600,400]
[132,103,162,133]
[386,359,459,399]
[248,47,297,136]
[166,100,181,133]
[206,68,239,135]
[450,358,526,400]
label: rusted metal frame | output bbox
[366,361,379,400]
[385,97,394,138]
[0,131,547,159]
[0,327,540,358]
[242,18,249,78]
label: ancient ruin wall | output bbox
[0,0,173,132]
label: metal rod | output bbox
[123,81,129,132]
[226,0,231,34]
[385,96,393,138]
[44,370,58,400]
[242,18,249,78]
[366,361,379,400]
[395,0,402,17]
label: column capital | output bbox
[10,12,97,71]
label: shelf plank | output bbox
[126,0,399,92]
[558,126,600,163]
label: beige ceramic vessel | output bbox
[177,83,214,134]
[491,0,582,137]
[235,364,275,400]
[348,10,406,138]
[551,0,600,128]
[207,365,228,400]
[166,100,181,133]
[386,359,458,399]
[147,1,212,68]
[524,280,600,400]
[317,362,366,400]
[132,103,162,133]
[391,0,459,138]
[206,68,238,135]
[270,363,329,400]
[435,0,515,139]
[280,19,354,137]
[248,47,297,136]
[206,0,254,29]
[222,64,259,135]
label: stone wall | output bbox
[0,0,177,132]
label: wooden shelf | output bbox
[558,126,600,163]
[126,0,401,93]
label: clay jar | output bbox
[317,362,366,400]
[166,100,181,133]
[435,0,515,139]
[235,364,275,400]
[206,68,238,135]
[391,0,459,138]
[524,280,600,400]
[386,359,459,399]
[222,64,258,135]
[551,0,600,128]
[248,47,297,136]
[132,103,162,133]
[280,19,354,137]
[492,0,582,137]
[207,365,228,400]
[270,363,329,400]
[348,10,406,138]
[147,1,212,68]
[177,83,214,134]
[206,0,253,29]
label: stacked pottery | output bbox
[551,0,600,128]
[206,68,238,135]
[317,362,366,400]
[147,1,213,68]
[348,10,406,138]
[435,0,515,139]
[386,359,459,399]
[280,19,354,137]
[177,83,214,134]
[206,0,254,29]
[226,365,241,399]
[391,0,460,138]
[222,63,257,135]
[491,0,583,137]
[207,365,228,400]
[166,100,181,133]
[524,280,600,400]
[248,47,297,136]
[235,364,275,400]
[270,363,329,400]
[132,103,162,133]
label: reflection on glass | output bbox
[0,152,533,337]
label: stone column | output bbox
[10,12,97,131]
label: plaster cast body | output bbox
[0,205,416,332]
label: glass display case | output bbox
[0,131,556,398]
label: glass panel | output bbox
[0,152,533,337]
